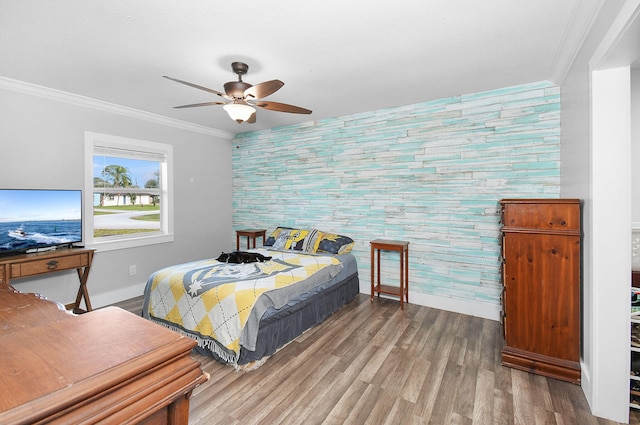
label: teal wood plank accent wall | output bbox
[232,81,560,318]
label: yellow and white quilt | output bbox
[145,249,343,365]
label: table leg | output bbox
[405,246,409,304]
[74,266,93,312]
[399,249,404,310]
[376,249,381,299]
[370,245,374,303]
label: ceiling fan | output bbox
[163,62,312,124]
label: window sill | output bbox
[86,233,174,252]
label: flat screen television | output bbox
[0,189,82,256]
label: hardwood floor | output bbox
[112,294,640,425]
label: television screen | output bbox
[0,189,82,256]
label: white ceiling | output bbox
[0,0,598,135]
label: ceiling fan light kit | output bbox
[164,61,312,124]
[223,102,256,123]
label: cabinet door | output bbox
[503,232,580,361]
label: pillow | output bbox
[273,229,309,250]
[317,233,355,254]
[265,227,353,254]
[263,227,294,246]
[300,228,323,253]
[271,230,291,250]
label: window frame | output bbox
[84,132,174,251]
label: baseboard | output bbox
[91,281,147,309]
[408,291,501,321]
[361,281,501,321]
[580,360,592,408]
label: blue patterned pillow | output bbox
[317,233,355,254]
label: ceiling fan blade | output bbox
[163,76,230,99]
[253,101,312,114]
[173,101,226,109]
[247,112,257,123]
[244,80,284,99]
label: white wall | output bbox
[591,66,632,422]
[561,1,639,422]
[0,83,234,307]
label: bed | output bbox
[142,227,359,369]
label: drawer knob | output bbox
[47,260,59,270]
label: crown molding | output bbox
[590,0,640,70]
[548,0,607,85]
[0,76,233,140]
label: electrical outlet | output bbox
[129,265,136,276]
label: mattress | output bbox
[143,249,359,368]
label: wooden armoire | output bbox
[499,199,581,384]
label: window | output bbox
[84,132,173,251]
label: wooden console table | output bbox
[370,239,410,309]
[0,248,95,313]
[236,229,266,250]
[0,283,208,424]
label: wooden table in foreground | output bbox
[0,282,208,425]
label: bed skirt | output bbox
[195,272,359,366]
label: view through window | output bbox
[93,154,161,237]
[85,132,173,250]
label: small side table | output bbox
[370,239,410,309]
[236,229,266,250]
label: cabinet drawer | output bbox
[10,254,89,278]
[501,200,580,231]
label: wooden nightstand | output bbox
[370,239,409,309]
[236,229,266,250]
